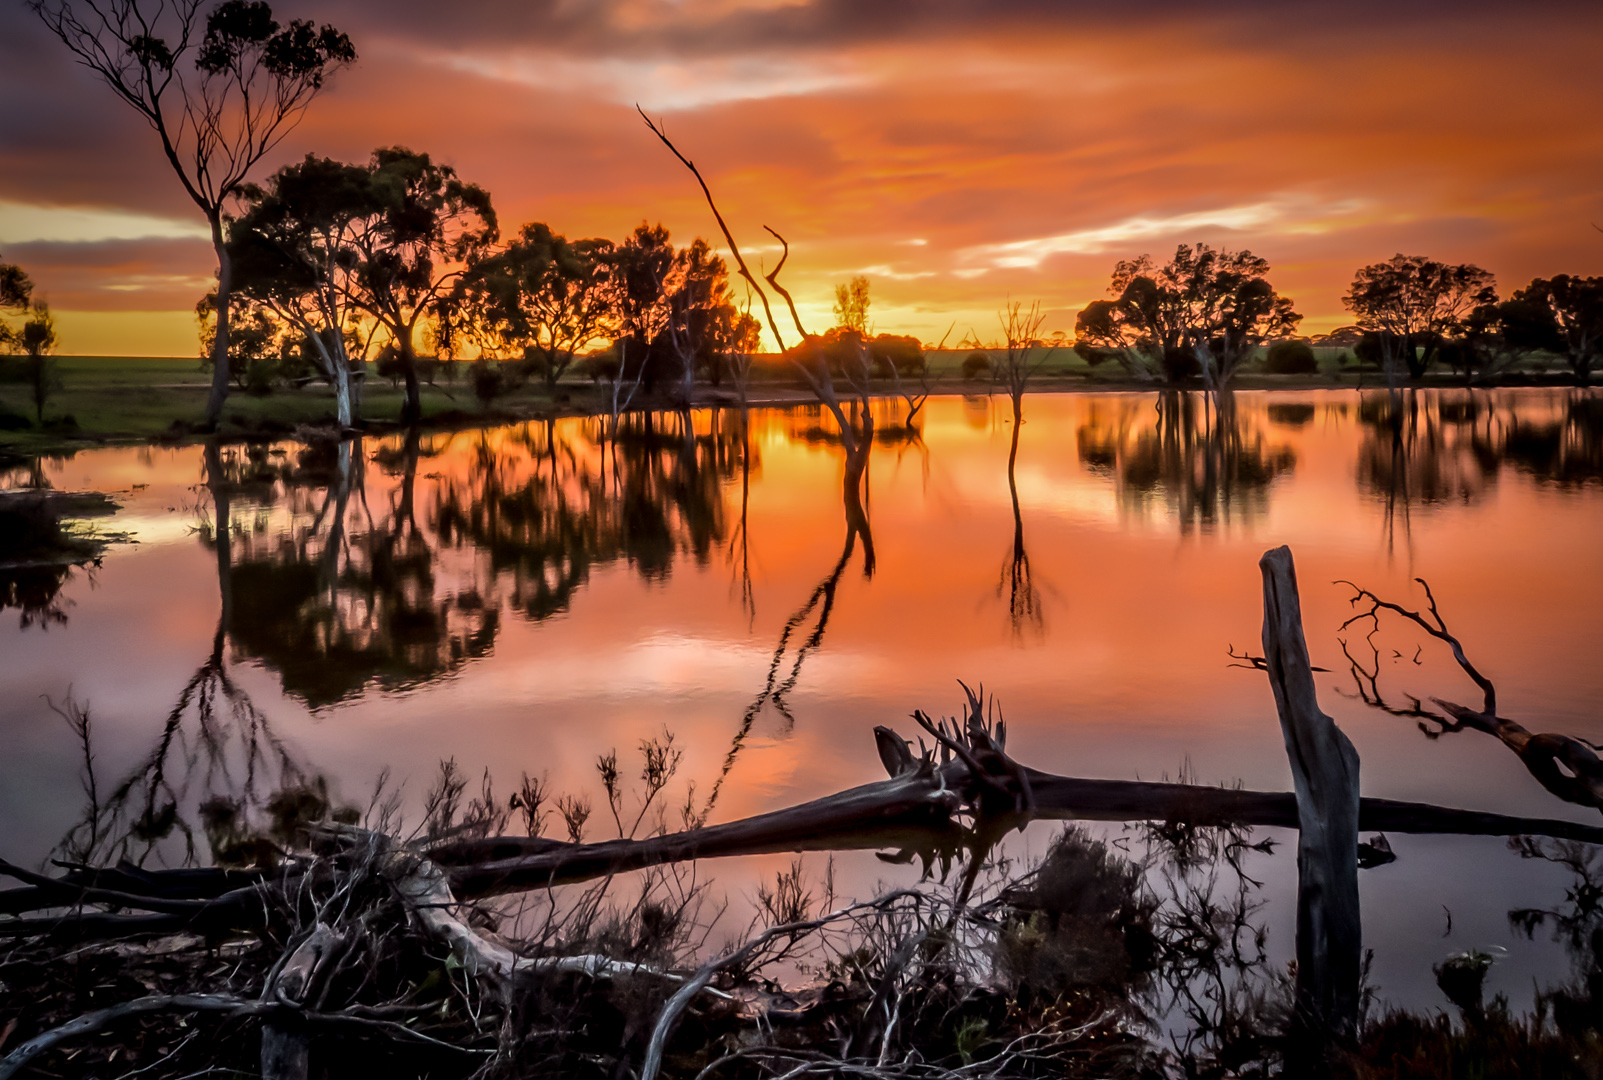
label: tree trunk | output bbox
[1259,545,1361,1069]
[204,220,233,429]
[400,332,422,426]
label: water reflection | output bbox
[434,412,744,619]
[213,438,498,707]
[1355,389,1603,553]
[1076,390,1297,530]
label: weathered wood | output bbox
[1260,544,1362,1062]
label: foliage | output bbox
[962,349,991,380]
[1265,339,1318,374]
[455,222,615,388]
[20,303,60,423]
[344,147,498,421]
[1508,275,1603,385]
[469,358,509,407]
[1076,243,1300,387]
[833,273,871,335]
[0,254,33,352]
[1342,254,1497,381]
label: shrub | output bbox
[1265,339,1318,375]
[1073,341,1114,367]
[470,359,507,407]
[869,333,925,378]
[961,350,990,380]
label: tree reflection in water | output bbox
[1357,389,1603,555]
[433,409,742,621]
[1077,390,1297,531]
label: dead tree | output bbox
[1260,546,1362,1066]
[1340,577,1603,814]
[640,110,875,502]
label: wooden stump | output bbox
[1260,546,1362,1065]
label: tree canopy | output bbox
[1075,243,1300,387]
[33,0,355,425]
[1342,254,1496,381]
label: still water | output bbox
[3,388,1602,1015]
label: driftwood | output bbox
[10,714,1603,937]
[1340,577,1603,816]
[1261,545,1362,1064]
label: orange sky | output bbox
[1,1,1600,354]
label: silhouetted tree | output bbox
[341,147,497,424]
[456,222,616,390]
[21,303,60,423]
[0,254,32,350]
[1342,254,1496,385]
[33,0,354,428]
[1076,243,1299,392]
[228,154,382,423]
[1508,275,1603,385]
[833,274,870,335]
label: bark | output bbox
[204,220,233,428]
[1260,545,1361,1066]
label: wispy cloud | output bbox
[0,200,208,245]
[959,199,1365,270]
[421,45,871,111]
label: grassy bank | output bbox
[0,350,1582,459]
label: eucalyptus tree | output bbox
[605,222,677,425]
[343,147,497,424]
[455,222,615,391]
[0,256,32,350]
[662,236,736,404]
[1508,275,1603,385]
[228,154,378,425]
[1075,244,1300,393]
[33,0,355,428]
[1342,254,1496,386]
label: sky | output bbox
[1,0,1601,355]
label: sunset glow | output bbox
[1,1,1600,354]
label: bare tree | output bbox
[639,110,875,500]
[33,0,355,428]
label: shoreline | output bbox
[3,369,1595,462]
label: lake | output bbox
[3,386,1602,1019]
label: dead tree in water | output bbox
[1339,577,1603,814]
[1259,546,1361,1066]
[639,110,874,501]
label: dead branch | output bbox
[1339,577,1603,815]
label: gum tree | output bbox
[228,154,379,426]
[32,0,355,428]
[1342,254,1496,386]
[343,147,497,424]
[455,222,615,391]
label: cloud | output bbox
[959,199,1368,270]
[421,45,872,111]
[0,200,209,245]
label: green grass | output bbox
[0,355,591,455]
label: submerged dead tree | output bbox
[1259,546,1362,1065]
[1339,577,1603,814]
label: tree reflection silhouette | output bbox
[999,401,1043,640]
[699,422,876,823]
[1077,390,1296,531]
[1356,389,1603,556]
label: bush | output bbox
[1073,341,1114,367]
[961,350,990,380]
[869,334,925,378]
[1265,339,1318,375]
[470,359,507,407]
